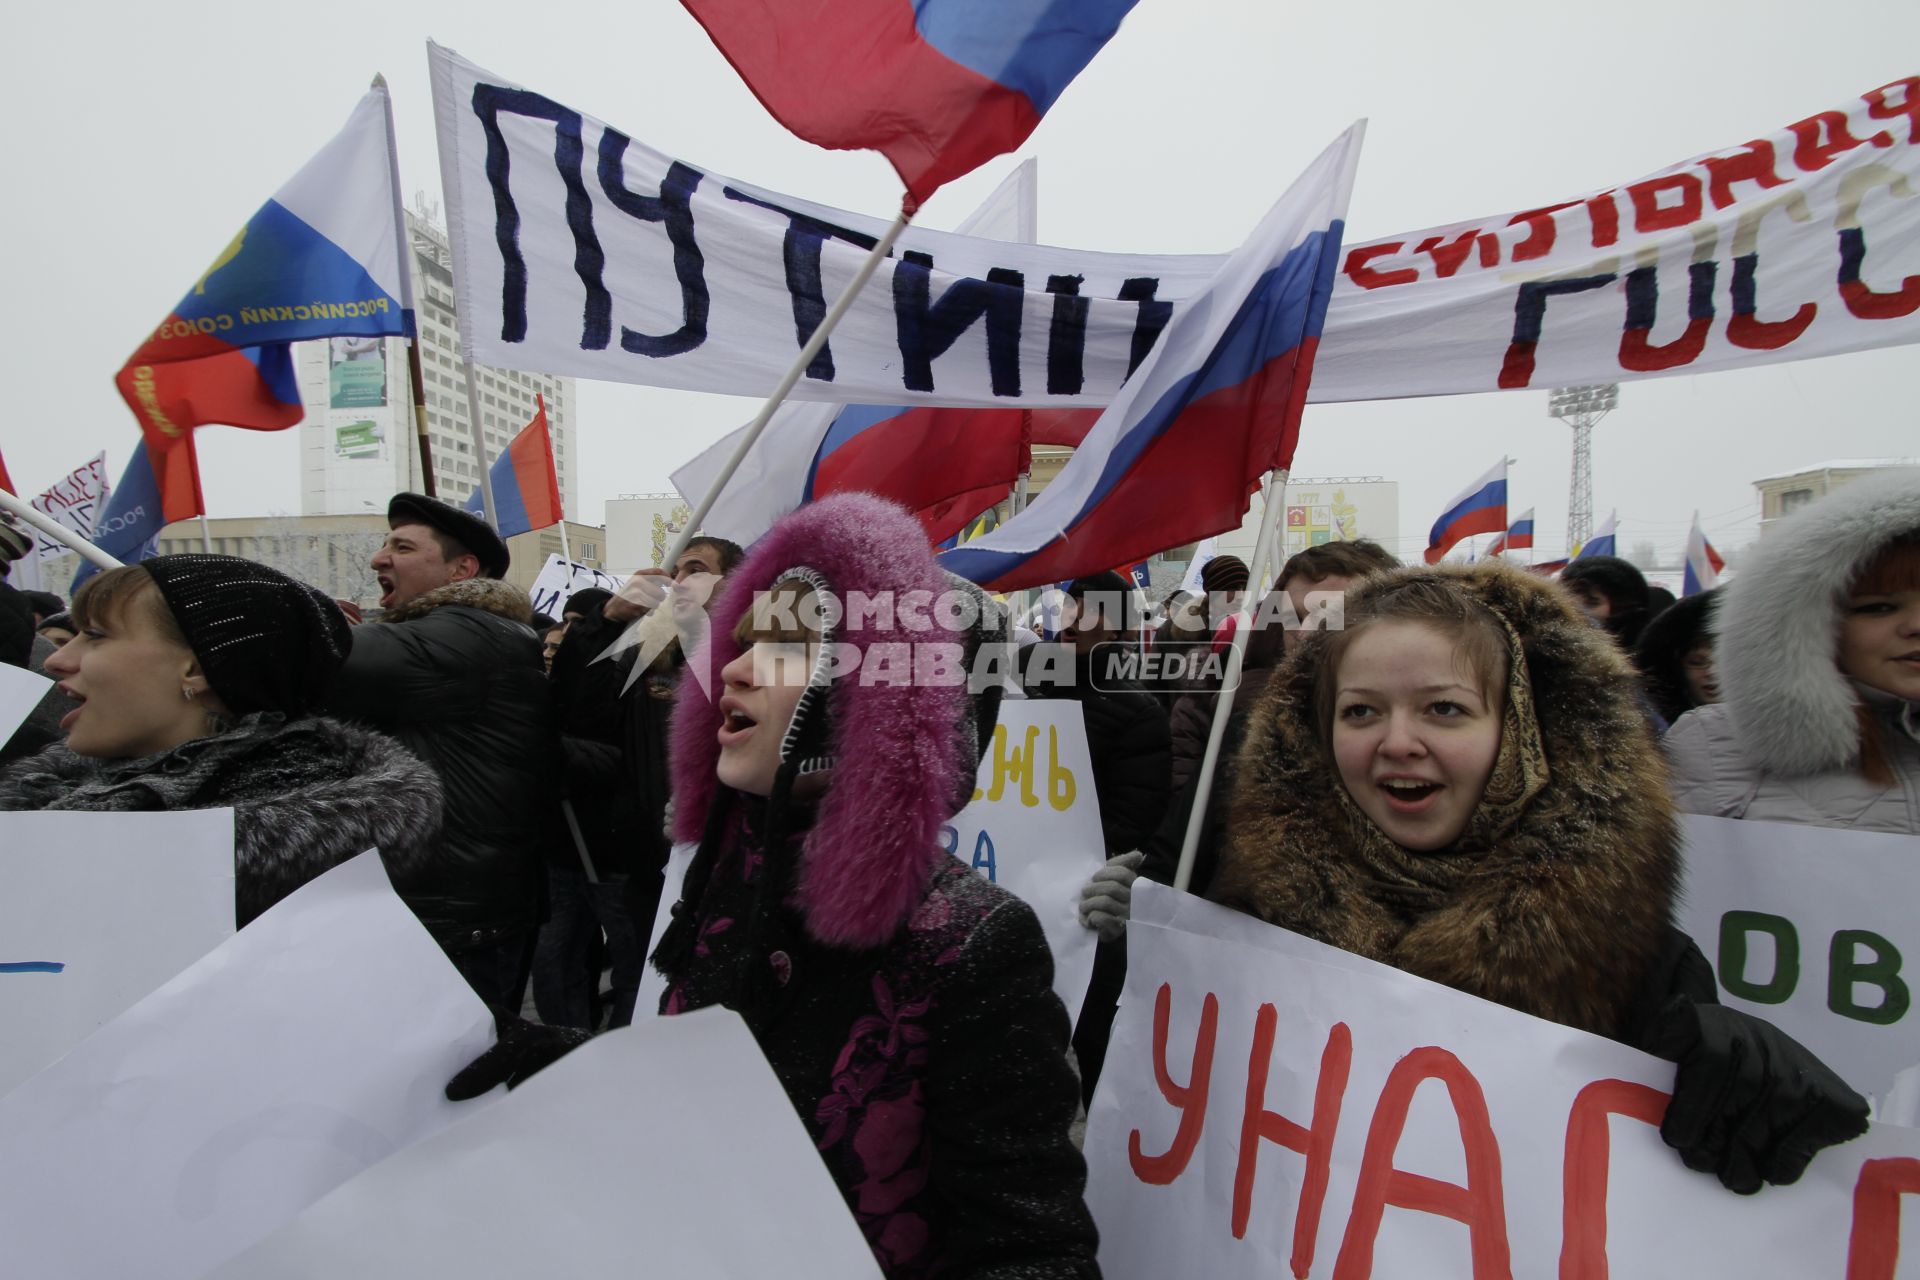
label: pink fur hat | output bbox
[669,494,974,950]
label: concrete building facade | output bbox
[1754,459,1918,535]
[297,209,578,521]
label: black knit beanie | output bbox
[140,555,352,718]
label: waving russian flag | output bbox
[939,126,1363,593]
[1683,512,1726,596]
[1424,460,1509,565]
[465,395,562,538]
[682,0,1136,211]
[114,83,413,523]
[1576,510,1620,560]
[804,402,1030,542]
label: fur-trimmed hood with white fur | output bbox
[1666,469,1920,832]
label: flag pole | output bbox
[460,361,499,529]
[373,73,437,499]
[1005,470,1031,632]
[660,208,913,570]
[0,490,121,571]
[1172,467,1289,893]
[197,513,213,554]
[404,336,437,497]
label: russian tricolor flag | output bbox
[805,403,1030,543]
[1425,461,1508,565]
[1683,512,1726,596]
[1577,511,1619,560]
[1485,507,1535,559]
[940,125,1363,593]
[114,84,413,522]
[682,0,1137,210]
[465,395,563,539]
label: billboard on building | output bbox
[328,337,388,408]
[326,337,391,464]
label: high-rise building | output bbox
[297,209,577,519]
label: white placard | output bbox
[0,661,52,746]
[0,808,235,1097]
[432,43,1918,408]
[1676,813,1920,1100]
[526,552,622,619]
[207,1008,883,1279]
[942,700,1103,1024]
[1085,882,1918,1279]
[0,850,495,1280]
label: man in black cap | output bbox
[323,493,560,1012]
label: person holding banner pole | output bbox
[1204,561,1869,1193]
[1667,469,1920,834]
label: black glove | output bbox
[445,1014,594,1101]
[1647,996,1870,1194]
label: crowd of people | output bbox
[1,465,1915,1277]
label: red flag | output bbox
[682,0,1137,211]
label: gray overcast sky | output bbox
[3,1,1915,565]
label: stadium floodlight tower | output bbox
[1547,384,1619,551]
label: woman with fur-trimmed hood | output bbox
[649,494,1095,1279]
[1210,562,1866,1194]
[0,556,441,927]
[1667,469,1920,832]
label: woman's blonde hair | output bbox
[1312,575,1511,744]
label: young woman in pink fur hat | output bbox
[651,493,1097,1280]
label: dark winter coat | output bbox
[657,494,1097,1280]
[1022,645,1170,855]
[547,604,678,880]
[323,578,560,945]
[0,712,442,927]
[1210,563,1701,1042]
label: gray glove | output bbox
[1078,851,1145,942]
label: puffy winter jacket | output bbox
[324,578,561,943]
[1666,469,1920,835]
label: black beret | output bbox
[387,493,510,579]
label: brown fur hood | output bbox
[376,577,534,626]
[1209,562,1680,1039]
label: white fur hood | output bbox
[1712,467,1920,776]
